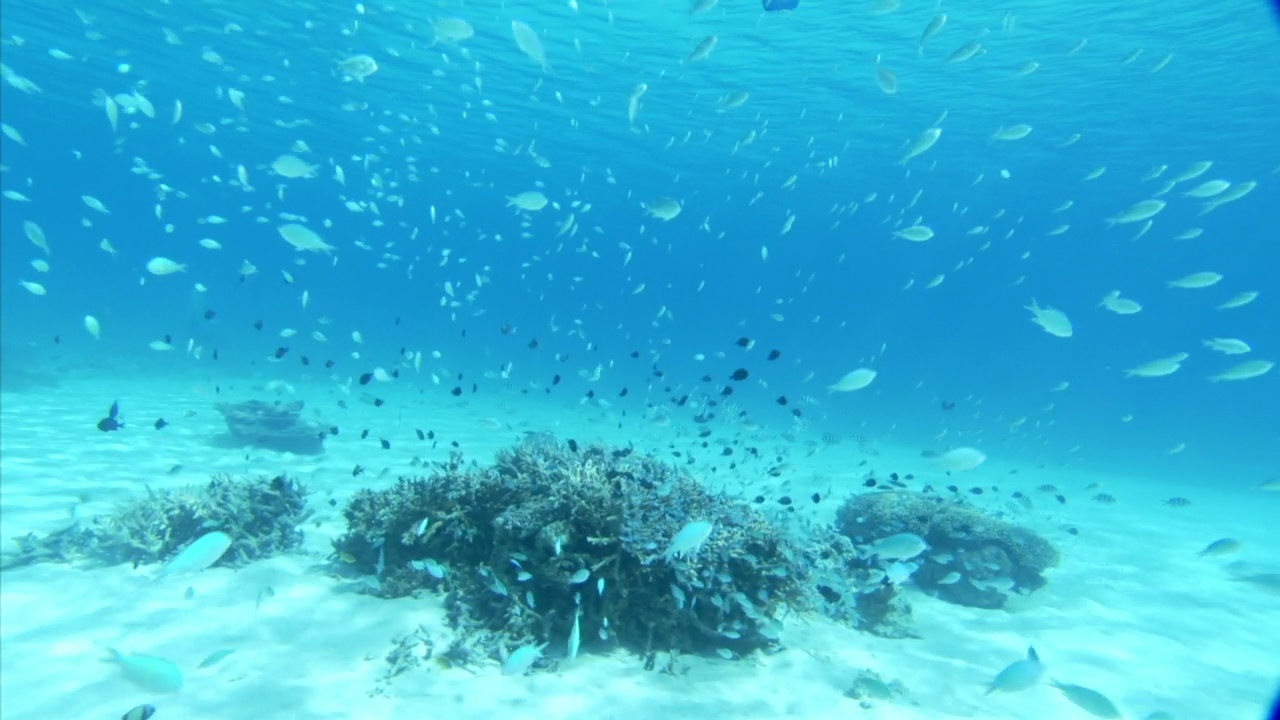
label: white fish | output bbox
[568,568,590,584]
[158,531,232,577]
[1107,199,1166,225]
[338,54,378,81]
[1167,271,1222,289]
[146,257,186,275]
[432,17,475,45]
[1026,299,1072,338]
[687,35,718,62]
[1209,360,1273,382]
[1181,179,1230,198]
[84,315,101,339]
[664,520,713,562]
[271,154,317,179]
[511,21,549,71]
[82,195,110,214]
[1099,291,1142,315]
[566,606,582,662]
[23,221,49,255]
[19,280,46,296]
[507,191,548,211]
[935,447,986,471]
[893,225,934,242]
[991,124,1032,141]
[900,127,942,164]
[502,643,547,676]
[867,533,928,561]
[1124,353,1188,378]
[986,647,1044,695]
[1202,338,1250,355]
[827,368,876,392]
[278,223,336,253]
[644,197,682,221]
[1170,160,1212,183]
[1216,291,1258,310]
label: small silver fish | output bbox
[568,568,590,584]
[567,606,582,662]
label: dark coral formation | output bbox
[333,434,871,671]
[835,491,1058,609]
[213,399,327,454]
[3,474,310,572]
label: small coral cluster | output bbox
[835,491,1058,609]
[4,474,310,571]
[334,434,868,669]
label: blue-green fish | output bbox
[986,646,1044,695]
[1052,681,1122,718]
[122,704,156,720]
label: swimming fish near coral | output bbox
[158,531,232,577]
[1197,538,1241,557]
[664,520,713,562]
[986,646,1044,694]
[865,532,928,562]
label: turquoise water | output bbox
[1,1,1278,715]
[3,1,1276,482]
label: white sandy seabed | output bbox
[0,376,1277,720]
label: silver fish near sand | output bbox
[104,648,184,693]
[1051,681,1122,718]
[986,646,1044,694]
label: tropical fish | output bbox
[986,646,1044,694]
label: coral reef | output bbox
[333,435,872,671]
[835,491,1058,609]
[213,400,328,455]
[3,474,310,572]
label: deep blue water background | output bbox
[2,0,1277,484]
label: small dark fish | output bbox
[775,395,788,405]
[273,346,289,359]
[527,339,539,350]
[767,349,781,361]
[97,400,124,432]
[567,439,579,452]
[735,337,753,348]
[1092,493,1116,504]
[203,309,217,320]
[1163,497,1191,507]
[154,418,168,430]
[451,386,462,396]
[352,465,365,477]
[730,368,749,381]
[379,438,391,450]
[359,372,373,385]
[969,486,984,495]
[777,495,792,506]
[1055,494,1067,504]
[415,429,425,440]
[253,319,263,330]
[122,704,156,720]
[940,400,956,410]
[324,359,335,369]
[863,477,878,488]
[811,492,821,504]
[1037,484,1058,493]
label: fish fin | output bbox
[1027,646,1039,663]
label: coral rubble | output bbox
[835,490,1058,609]
[3,474,310,572]
[333,435,871,671]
